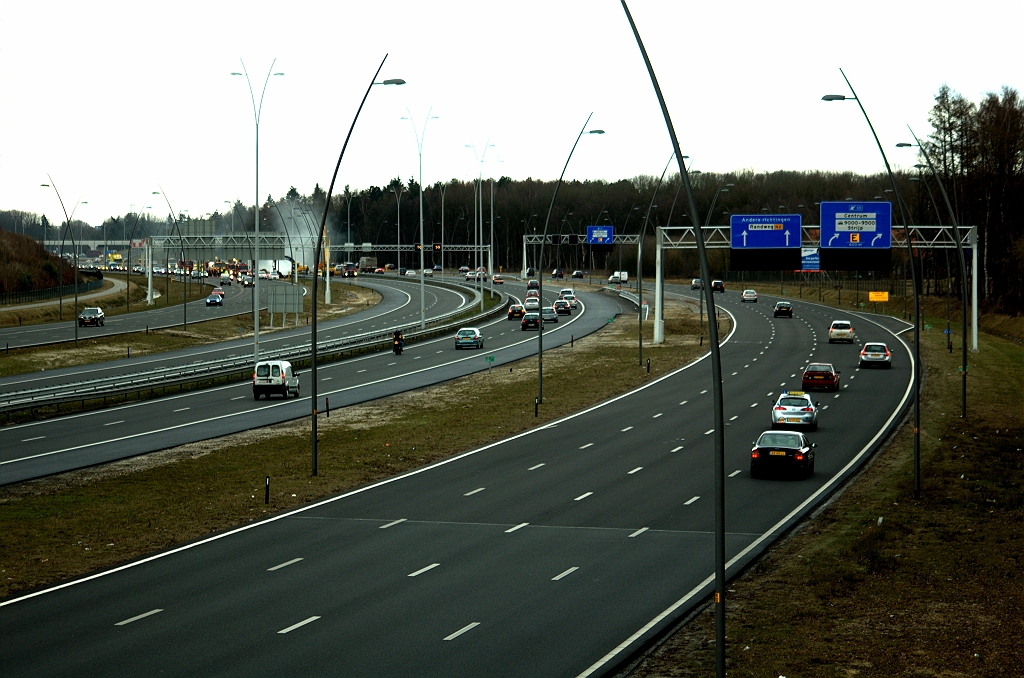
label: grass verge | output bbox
[0,297,726,600]
[627,315,1023,676]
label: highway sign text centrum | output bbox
[586,225,614,244]
[730,214,801,248]
[820,201,892,249]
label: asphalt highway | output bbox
[1,287,915,677]
[0,281,618,484]
[0,277,468,394]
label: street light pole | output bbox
[823,68,921,500]
[537,114,604,405]
[157,186,189,331]
[126,194,159,314]
[898,129,969,417]
[232,59,284,371]
[620,4,728,676]
[392,185,404,272]
[309,56,403,476]
[41,178,83,347]
[402,108,438,329]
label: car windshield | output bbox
[832,322,851,330]
[865,344,887,352]
[806,364,833,372]
[780,398,808,407]
[777,303,790,308]
[82,309,99,316]
[758,433,803,448]
[744,290,755,294]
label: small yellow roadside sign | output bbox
[869,291,889,302]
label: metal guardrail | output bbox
[0,280,508,415]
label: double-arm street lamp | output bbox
[126,193,159,314]
[232,59,284,370]
[823,68,922,499]
[536,114,604,406]
[309,56,404,476]
[401,108,438,329]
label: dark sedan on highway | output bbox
[521,312,540,330]
[508,304,525,320]
[750,430,816,478]
[77,307,105,327]
[205,294,223,307]
[802,362,841,392]
[774,301,793,318]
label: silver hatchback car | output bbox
[828,320,856,343]
[859,342,892,368]
[771,391,820,431]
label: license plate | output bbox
[785,418,801,423]
[813,376,823,379]
[770,450,788,456]
[870,354,882,358]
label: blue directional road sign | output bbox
[820,201,892,249]
[730,214,802,249]
[586,225,614,244]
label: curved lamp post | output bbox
[310,56,404,476]
[897,131,969,417]
[126,193,160,314]
[536,115,603,406]
[232,59,284,371]
[157,186,189,330]
[40,178,84,346]
[620,3,728,676]
[402,108,438,329]
[823,69,921,500]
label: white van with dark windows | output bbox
[253,360,300,400]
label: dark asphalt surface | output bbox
[0,286,915,677]
[0,277,467,394]
[0,281,614,485]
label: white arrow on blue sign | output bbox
[730,214,802,249]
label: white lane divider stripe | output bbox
[379,518,406,529]
[104,421,125,426]
[579,443,594,449]
[443,622,480,641]
[750,403,758,408]
[505,523,529,533]
[628,527,648,538]
[729,470,742,477]
[679,400,688,405]
[408,563,440,577]
[704,429,714,435]
[628,467,643,475]
[729,415,738,421]
[621,426,633,432]
[700,390,708,394]
[552,567,579,581]
[115,609,163,626]
[464,488,485,496]
[21,436,45,442]
[357,369,367,373]
[652,413,663,418]
[267,557,303,571]
[173,407,190,413]
[278,616,320,634]
[230,396,246,401]
[528,463,545,470]
[671,446,684,452]
[684,496,700,505]
[574,492,593,501]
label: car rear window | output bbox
[865,344,887,352]
[758,433,802,448]
[256,365,270,377]
[271,365,281,377]
[806,364,832,372]
[458,330,475,337]
[832,322,851,329]
[780,398,808,407]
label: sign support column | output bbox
[654,227,664,344]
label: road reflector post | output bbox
[326,397,330,417]
[571,334,574,348]
[646,357,650,373]
[535,398,539,417]
[265,476,270,504]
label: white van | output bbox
[253,360,300,400]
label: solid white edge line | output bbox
[114,608,163,626]
[573,309,915,678]
[443,622,480,641]
[505,522,529,533]
[552,567,579,581]
[379,518,406,529]
[408,563,440,577]
[267,557,303,572]
[278,615,321,634]
[1,301,738,609]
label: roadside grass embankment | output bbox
[627,315,1023,677]
[0,297,723,600]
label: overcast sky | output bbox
[3,0,1020,227]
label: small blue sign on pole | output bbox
[586,225,614,244]
[801,247,820,272]
[730,214,801,249]
[820,201,892,249]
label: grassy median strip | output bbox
[0,296,721,599]
[628,316,1023,677]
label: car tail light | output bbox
[774,406,786,411]
[751,450,760,459]
[860,347,867,356]
[795,453,804,461]
[801,407,814,412]
[885,347,891,357]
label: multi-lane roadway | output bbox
[1,284,914,677]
